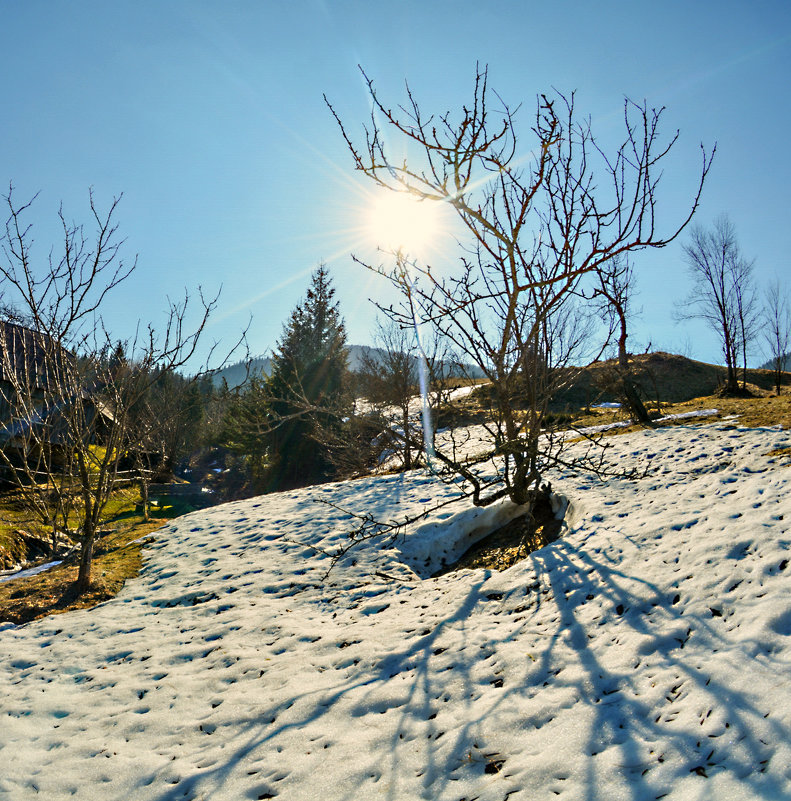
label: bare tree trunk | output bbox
[49,513,58,558]
[141,475,150,521]
[679,216,755,396]
[617,326,628,370]
[763,280,790,396]
[726,361,738,393]
[401,405,412,470]
[620,373,651,424]
[615,311,651,424]
[76,522,95,593]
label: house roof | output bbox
[0,320,71,393]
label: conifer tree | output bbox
[222,265,349,491]
[220,374,271,486]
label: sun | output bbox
[367,190,442,257]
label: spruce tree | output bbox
[263,265,349,490]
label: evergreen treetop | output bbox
[222,264,350,493]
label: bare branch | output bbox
[326,65,712,521]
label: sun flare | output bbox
[367,191,442,257]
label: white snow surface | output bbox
[577,409,720,436]
[0,560,63,584]
[2,421,791,800]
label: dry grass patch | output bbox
[655,390,791,429]
[565,391,791,441]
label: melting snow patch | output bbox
[578,407,719,435]
[396,497,532,577]
[0,560,62,584]
[1,423,790,800]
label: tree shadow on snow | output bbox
[140,534,790,801]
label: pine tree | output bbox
[224,265,349,492]
[220,375,271,486]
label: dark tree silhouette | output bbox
[223,265,350,492]
[763,279,790,395]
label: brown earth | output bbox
[433,490,565,575]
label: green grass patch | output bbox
[0,487,177,626]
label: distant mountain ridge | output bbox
[210,355,272,389]
[210,345,485,389]
[759,352,790,371]
[212,348,790,397]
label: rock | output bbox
[1,529,72,570]
[17,530,53,560]
[0,538,26,569]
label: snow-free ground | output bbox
[2,421,791,800]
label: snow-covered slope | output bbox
[2,422,791,800]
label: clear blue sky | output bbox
[1,0,789,369]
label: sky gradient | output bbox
[1,1,789,370]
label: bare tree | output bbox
[0,187,222,594]
[125,366,211,520]
[358,322,420,470]
[591,254,652,423]
[678,215,758,393]
[327,66,712,512]
[763,278,790,395]
[596,255,635,372]
[356,321,464,470]
[424,344,457,405]
[0,320,78,554]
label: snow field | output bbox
[1,422,791,800]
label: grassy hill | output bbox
[553,351,790,409]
